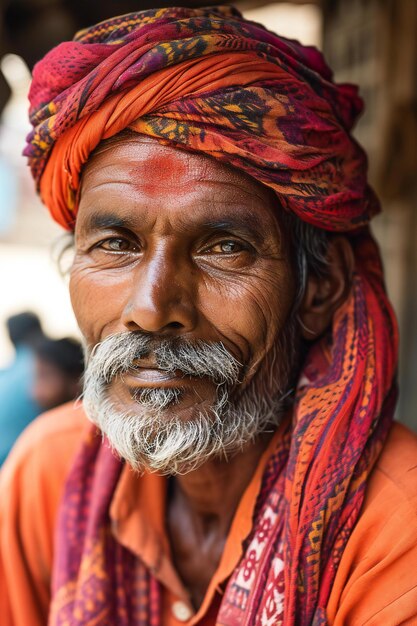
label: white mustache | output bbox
[85,332,241,386]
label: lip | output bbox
[123,368,185,388]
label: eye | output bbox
[97,237,139,253]
[209,240,246,254]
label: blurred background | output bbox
[0,0,416,430]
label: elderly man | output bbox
[1,6,416,626]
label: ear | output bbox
[298,236,354,340]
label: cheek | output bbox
[198,261,295,363]
[69,261,130,344]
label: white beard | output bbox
[82,332,295,475]
[84,383,286,474]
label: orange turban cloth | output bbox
[25,5,378,232]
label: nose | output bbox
[121,246,198,336]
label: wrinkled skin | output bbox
[70,135,353,608]
[71,136,296,410]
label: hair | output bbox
[282,213,330,310]
[34,337,84,379]
[6,311,43,347]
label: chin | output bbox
[108,382,220,425]
[82,381,227,474]
[83,380,273,475]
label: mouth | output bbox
[107,364,220,414]
[122,366,187,389]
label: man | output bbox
[31,337,84,411]
[1,6,416,625]
[0,311,43,465]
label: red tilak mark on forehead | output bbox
[129,154,188,195]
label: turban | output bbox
[26,7,398,626]
[25,5,378,232]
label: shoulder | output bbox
[0,402,91,625]
[1,401,89,490]
[6,399,88,450]
[328,422,417,625]
[0,401,90,525]
[370,421,417,505]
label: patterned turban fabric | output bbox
[25,6,398,626]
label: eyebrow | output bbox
[80,210,276,246]
[81,211,135,232]
[202,217,271,246]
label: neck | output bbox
[171,431,274,531]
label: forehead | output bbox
[77,135,281,232]
[82,135,268,190]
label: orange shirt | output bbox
[1,402,417,626]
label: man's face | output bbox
[70,136,297,472]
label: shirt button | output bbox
[172,600,193,622]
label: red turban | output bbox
[25,5,378,232]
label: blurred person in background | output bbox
[1,7,417,626]
[0,311,44,466]
[31,337,84,411]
